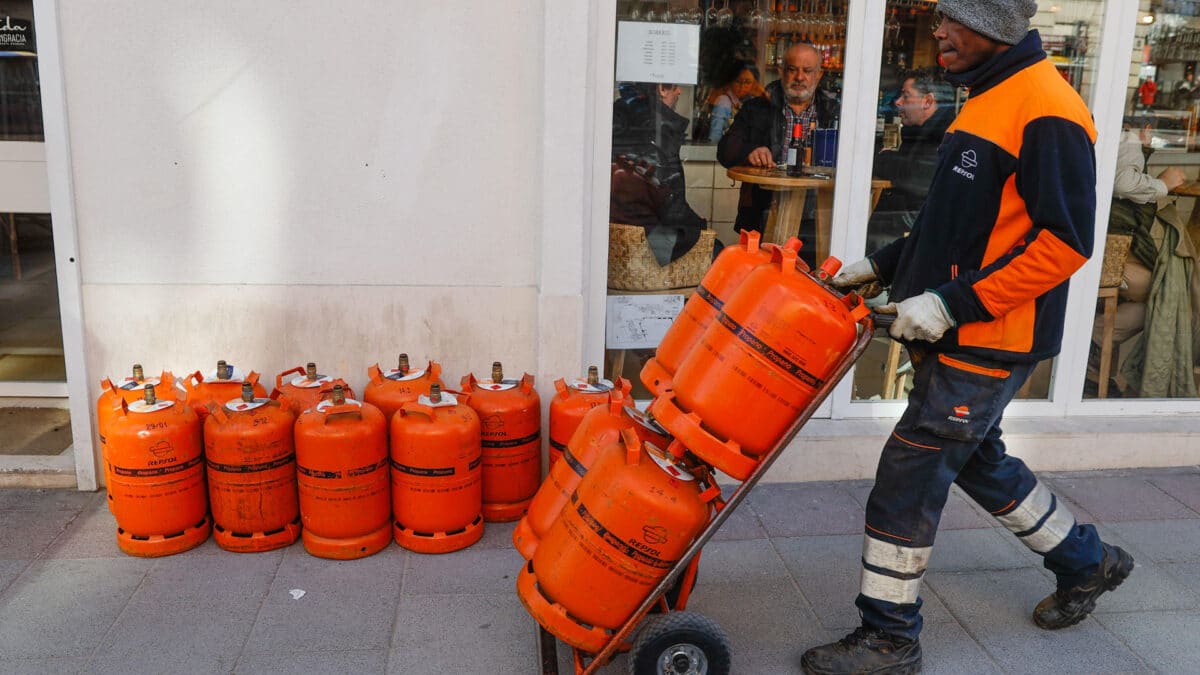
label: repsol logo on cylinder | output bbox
[626,537,662,558]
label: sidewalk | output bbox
[0,467,1197,674]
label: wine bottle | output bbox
[787,123,805,177]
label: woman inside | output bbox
[705,62,765,142]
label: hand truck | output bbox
[534,310,884,675]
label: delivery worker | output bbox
[802,2,1134,673]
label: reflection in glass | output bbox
[1084,7,1200,400]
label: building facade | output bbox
[2,0,1197,491]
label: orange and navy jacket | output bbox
[870,31,1096,363]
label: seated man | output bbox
[716,43,838,266]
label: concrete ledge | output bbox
[0,447,77,489]
[761,416,1200,483]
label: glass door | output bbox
[0,0,70,458]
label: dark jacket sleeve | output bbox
[868,234,907,284]
[717,96,771,168]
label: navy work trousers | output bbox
[855,348,1103,640]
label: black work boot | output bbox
[800,627,922,674]
[1033,543,1135,630]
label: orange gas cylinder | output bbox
[512,387,672,560]
[294,385,391,559]
[517,430,713,653]
[184,360,267,422]
[363,353,444,421]
[642,232,804,395]
[390,383,484,553]
[650,250,869,480]
[97,365,185,511]
[204,383,301,552]
[105,385,210,557]
[273,362,355,414]
[461,362,541,522]
[547,366,633,468]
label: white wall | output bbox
[54,1,598,473]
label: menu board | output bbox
[606,294,686,349]
[615,21,699,85]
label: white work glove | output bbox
[878,291,956,342]
[829,258,878,288]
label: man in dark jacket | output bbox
[610,82,706,265]
[867,74,956,252]
[716,44,837,254]
[803,2,1134,673]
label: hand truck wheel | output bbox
[628,610,731,675]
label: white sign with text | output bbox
[615,21,700,85]
[605,294,687,349]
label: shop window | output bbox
[0,0,62,391]
[1083,4,1200,400]
[849,0,1107,402]
[0,0,42,142]
[604,1,852,395]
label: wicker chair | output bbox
[607,223,716,291]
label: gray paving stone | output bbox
[0,560,28,595]
[1050,475,1196,522]
[241,549,404,655]
[927,568,1148,674]
[389,594,533,674]
[1090,560,1199,614]
[686,583,828,674]
[0,558,152,658]
[926,527,1035,572]
[774,534,953,631]
[475,519,518,549]
[748,483,864,537]
[132,551,281,609]
[0,657,89,675]
[709,495,768,541]
[0,509,74,560]
[1108,520,1200,563]
[1146,472,1200,514]
[1162,562,1200,595]
[236,649,388,674]
[1096,611,1198,674]
[0,488,100,512]
[695,538,791,588]
[917,620,1001,675]
[88,599,253,674]
[403,543,523,596]
[38,503,121,559]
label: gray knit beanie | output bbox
[937,0,1038,45]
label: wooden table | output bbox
[1170,180,1200,198]
[727,166,892,262]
